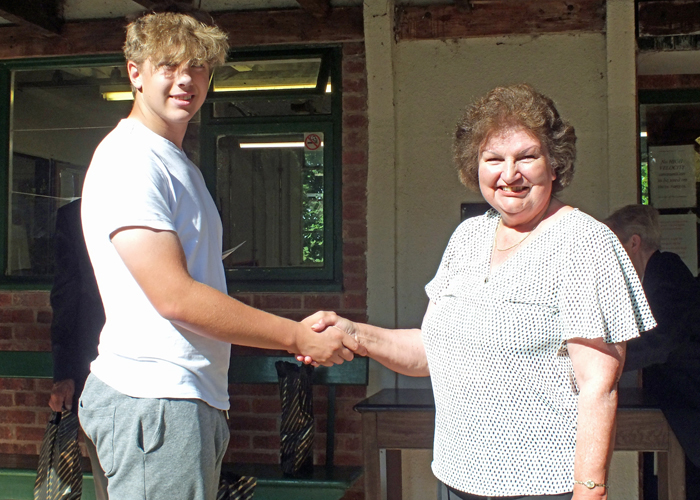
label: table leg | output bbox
[658,430,686,500]
[386,450,402,500]
[659,451,670,500]
[363,413,381,500]
[668,429,686,500]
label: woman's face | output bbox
[478,127,555,227]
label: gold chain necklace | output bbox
[494,204,550,252]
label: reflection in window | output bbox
[8,63,131,277]
[212,94,331,118]
[215,133,324,269]
[213,58,323,92]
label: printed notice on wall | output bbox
[659,213,698,275]
[649,145,697,209]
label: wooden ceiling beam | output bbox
[638,74,700,90]
[0,0,63,37]
[396,0,605,40]
[214,7,361,44]
[638,1,700,37]
[130,0,160,9]
[0,6,363,60]
[296,0,331,19]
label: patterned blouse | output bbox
[421,208,656,496]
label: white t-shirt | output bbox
[81,119,231,410]
[422,209,656,496]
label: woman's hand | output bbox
[296,311,367,365]
[298,310,430,376]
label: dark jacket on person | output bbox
[624,250,700,467]
[50,199,106,410]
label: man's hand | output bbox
[49,379,75,412]
[293,314,359,367]
[296,311,368,365]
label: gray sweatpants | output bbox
[79,374,230,500]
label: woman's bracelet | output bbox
[574,479,607,489]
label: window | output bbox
[639,89,700,276]
[0,47,343,290]
[199,48,342,291]
[0,56,129,285]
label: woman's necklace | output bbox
[494,203,550,252]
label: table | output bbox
[354,388,686,500]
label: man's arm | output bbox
[111,227,356,366]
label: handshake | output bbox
[294,311,368,367]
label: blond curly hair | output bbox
[124,3,229,68]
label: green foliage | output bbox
[301,168,324,264]
[640,161,649,205]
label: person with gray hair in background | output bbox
[605,204,700,498]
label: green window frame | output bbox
[200,47,343,292]
[0,54,126,289]
[0,47,344,291]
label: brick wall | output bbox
[0,291,53,455]
[0,41,369,500]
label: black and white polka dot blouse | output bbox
[421,208,656,497]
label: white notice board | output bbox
[649,145,697,209]
[659,213,698,275]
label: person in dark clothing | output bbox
[48,198,108,500]
[605,204,700,498]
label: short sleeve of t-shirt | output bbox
[98,150,176,238]
[557,222,656,343]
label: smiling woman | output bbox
[477,127,557,256]
[306,84,657,500]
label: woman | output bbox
[307,84,656,500]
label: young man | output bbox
[79,7,357,500]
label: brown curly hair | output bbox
[124,2,229,69]
[453,84,576,193]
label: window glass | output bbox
[212,58,323,92]
[639,94,700,276]
[212,94,331,118]
[215,132,325,269]
[8,64,130,277]
[2,48,341,289]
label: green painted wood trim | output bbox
[0,351,369,386]
[639,89,700,104]
[0,469,96,500]
[0,351,52,378]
